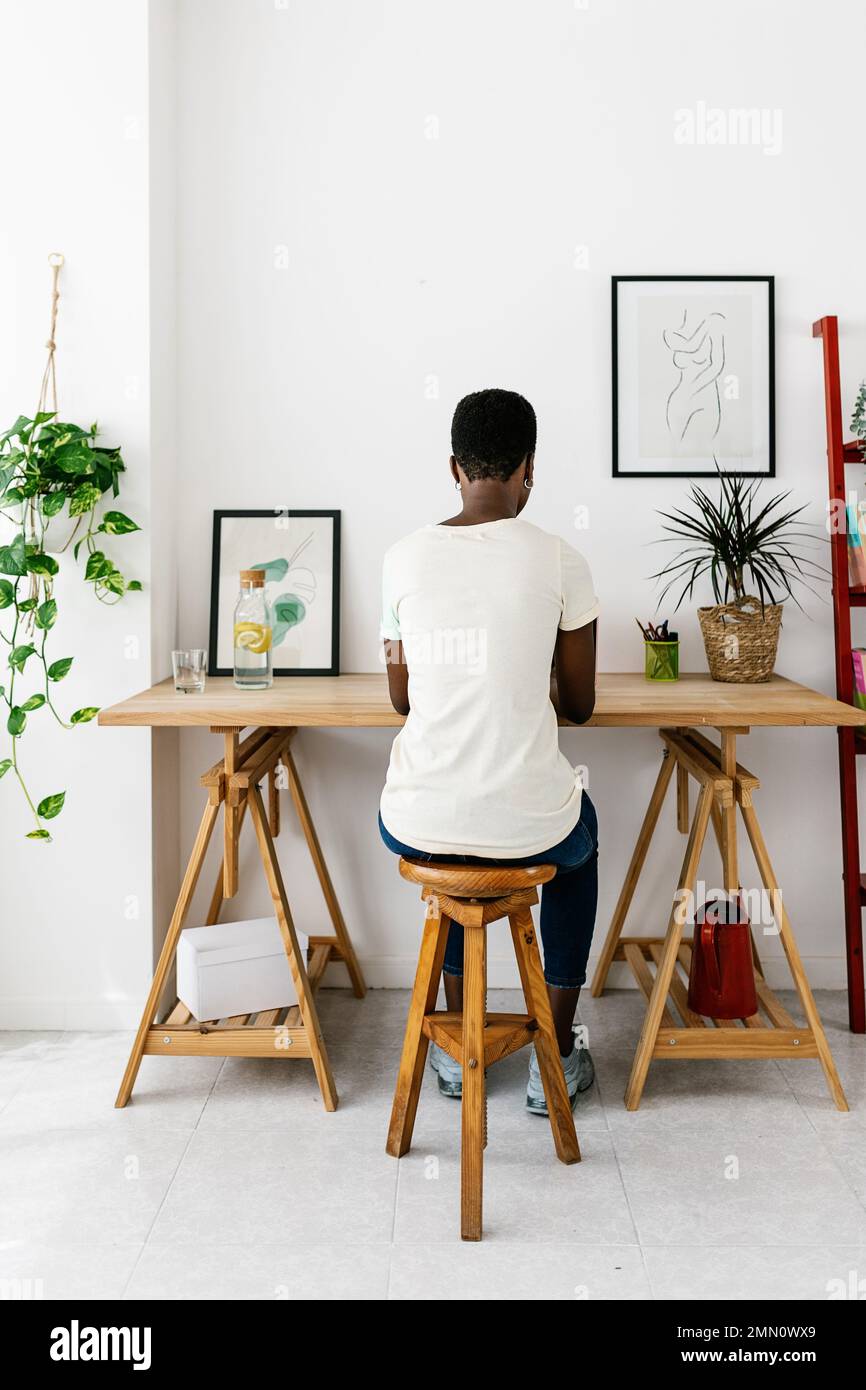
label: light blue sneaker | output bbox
[526,1034,595,1115]
[429,1041,462,1098]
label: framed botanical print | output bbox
[208,509,340,676]
[612,275,775,478]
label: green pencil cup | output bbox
[644,639,679,682]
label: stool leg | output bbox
[461,921,486,1241]
[386,902,450,1158]
[509,908,581,1165]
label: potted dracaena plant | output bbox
[652,467,825,683]
[0,255,140,840]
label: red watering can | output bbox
[688,894,758,1019]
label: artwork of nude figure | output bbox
[663,309,726,448]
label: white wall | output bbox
[147,0,181,990]
[0,0,172,1026]
[173,0,866,992]
[4,0,866,1027]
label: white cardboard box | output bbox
[177,917,304,1021]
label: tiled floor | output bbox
[0,988,864,1301]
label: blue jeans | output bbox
[378,793,598,988]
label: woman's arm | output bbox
[551,620,596,724]
[383,639,410,716]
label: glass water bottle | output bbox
[233,570,273,689]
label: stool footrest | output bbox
[422,1011,538,1067]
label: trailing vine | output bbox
[0,255,140,840]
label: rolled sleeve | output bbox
[559,539,599,631]
[380,551,402,641]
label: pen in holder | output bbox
[637,617,679,682]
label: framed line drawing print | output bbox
[209,509,340,677]
[612,276,775,478]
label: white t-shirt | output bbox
[379,517,599,857]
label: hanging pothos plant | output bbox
[0,255,140,840]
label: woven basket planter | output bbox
[697,596,782,683]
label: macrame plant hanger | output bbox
[25,253,65,609]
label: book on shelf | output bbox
[852,648,866,731]
[847,504,866,591]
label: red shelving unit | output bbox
[813,314,865,1032]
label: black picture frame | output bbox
[208,509,341,677]
[611,275,775,479]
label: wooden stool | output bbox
[386,860,581,1241]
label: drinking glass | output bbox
[172,649,207,694]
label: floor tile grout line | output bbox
[602,1121,645,1254]
[639,1240,866,1249]
[636,1242,657,1301]
[192,1056,228,1131]
[584,1033,646,1255]
[119,1057,228,1299]
[119,1126,201,1299]
[592,983,655,1295]
[772,1041,866,1215]
[575,1001,619,1139]
[591,1057,620,1139]
[389,1147,401,1246]
[105,1234,866,1251]
[797,1099,866,1215]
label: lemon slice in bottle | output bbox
[234,622,272,654]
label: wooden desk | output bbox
[99,672,865,1110]
[100,670,862,730]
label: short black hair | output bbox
[451,388,536,481]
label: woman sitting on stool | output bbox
[379,388,599,1113]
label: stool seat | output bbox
[399,858,556,898]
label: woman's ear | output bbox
[524,453,535,487]
[450,456,461,486]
